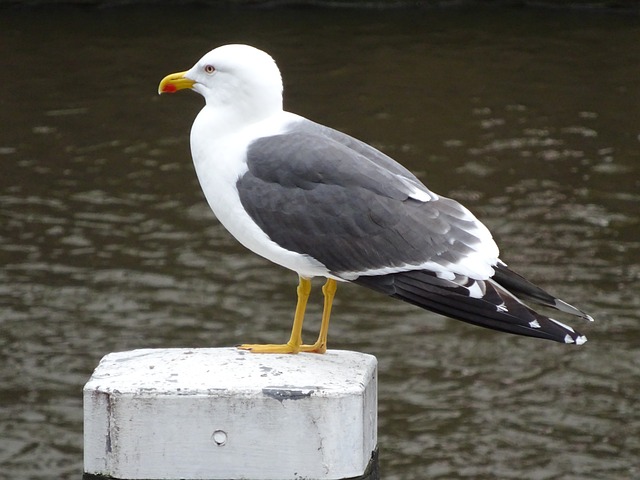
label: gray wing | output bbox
[293,119,431,195]
[237,125,491,277]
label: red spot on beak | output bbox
[163,83,177,93]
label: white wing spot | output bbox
[529,320,541,329]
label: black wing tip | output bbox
[553,298,595,322]
[544,317,589,345]
[493,262,594,323]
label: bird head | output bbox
[158,44,284,123]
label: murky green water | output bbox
[1,6,639,479]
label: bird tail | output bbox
[353,269,589,345]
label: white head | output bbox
[159,44,284,123]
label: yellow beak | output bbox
[158,71,195,94]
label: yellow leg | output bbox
[237,276,311,354]
[299,279,337,354]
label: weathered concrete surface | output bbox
[84,348,378,480]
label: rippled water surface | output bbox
[1,6,639,479]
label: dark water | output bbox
[1,6,639,479]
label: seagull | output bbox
[158,44,592,353]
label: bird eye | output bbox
[204,65,215,74]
